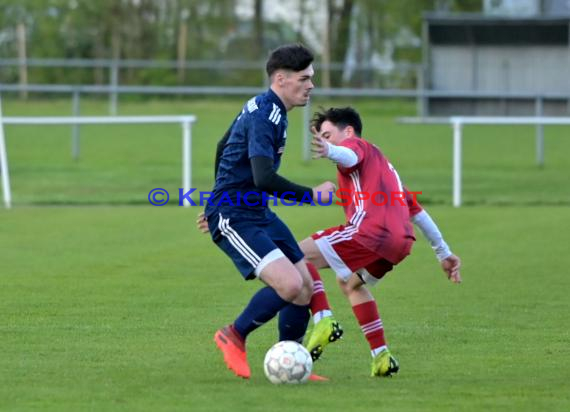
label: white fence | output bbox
[3,111,568,208]
[0,109,197,209]
[398,116,570,207]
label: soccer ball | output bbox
[263,340,313,384]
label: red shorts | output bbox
[312,225,394,285]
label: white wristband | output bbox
[411,210,453,261]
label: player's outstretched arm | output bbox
[411,210,462,284]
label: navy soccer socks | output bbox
[233,286,289,339]
[278,303,310,343]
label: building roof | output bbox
[424,13,570,45]
[424,12,570,26]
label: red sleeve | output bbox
[405,187,423,217]
[336,138,365,175]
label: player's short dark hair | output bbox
[266,44,314,77]
[311,107,363,137]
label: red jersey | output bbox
[335,137,423,264]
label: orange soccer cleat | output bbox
[308,373,329,382]
[214,325,250,379]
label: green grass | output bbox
[1,97,569,206]
[0,205,569,411]
[1,97,569,410]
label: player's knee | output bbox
[336,276,360,296]
[279,276,304,302]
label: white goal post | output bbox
[398,116,570,207]
[0,111,197,208]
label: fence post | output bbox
[452,119,463,208]
[0,95,12,209]
[416,66,426,117]
[535,96,544,167]
[109,61,118,115]
[71,88,81,160]
[182,120,192,207]
[17,23,28,100]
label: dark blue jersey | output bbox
[205,89,288,221]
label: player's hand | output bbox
[311,126,329,159]
[441,254,461,283]
[312,181,336,203]
[196,211,209,234]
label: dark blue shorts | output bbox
[207,211,304,280]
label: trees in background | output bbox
[0,0,481,87]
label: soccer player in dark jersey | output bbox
[301,107,462,377]
[201,44,337,380]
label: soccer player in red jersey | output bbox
[301,107,462,377]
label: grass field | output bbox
[1,98,569,411]
[1,206,569,411]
